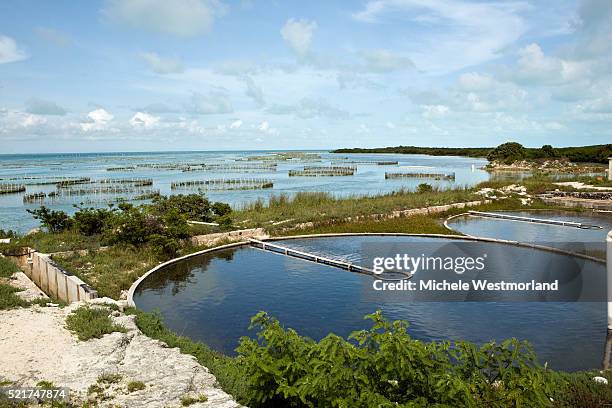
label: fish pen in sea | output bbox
[55,186,159,196]
[93,178,153,186]
[182,163,278,173]
[0,184,26,194]
[384,172,455,180]
[106,166,136,171]
[23,192,47,203]
[55,178,92,187]
[289,166,356,177]
[171,178,274,190]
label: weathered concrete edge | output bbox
[126,241,247,307]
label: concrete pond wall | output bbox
[9,249,98,303]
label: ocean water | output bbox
[0,151,489,233]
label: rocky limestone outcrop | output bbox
[0,298,244,408]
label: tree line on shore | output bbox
[333,143,612,164]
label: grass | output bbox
[233,189,478,231]
[3,230,102,254]
[0,256,19,278]
[53,245,159,299]
[65,305,126,341]
[0,283,29,310]
[127,380,145,393]
[181,394,208,406]
[97,373,123,385]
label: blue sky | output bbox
[0,0,611,153]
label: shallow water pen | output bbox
[0,183,26,194]
[385,172,455,180]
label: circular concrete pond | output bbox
[133,231,608,372]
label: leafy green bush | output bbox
[487,142,527,165]
[102,203,161,246]
[148,234,180,260]
[72,205,113,236]
[212,202,232,217]
[416,183,433,193]
[26,206,73,233]
[237,311,552,407]
[150,193,214,222]
[65,305,126,341]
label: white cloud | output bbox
[186,91,233,114]
[258,120,269,132]
[458,72,495,92]
[0,35,27,64]
[81,108,114,131]
[229,119,242,129]
[101,0,227,37]
[130,112,160,127]
[280,18,318,57]
[25,98,67,116]
[422,104,450,119]
[359,49,415,72]
[244,76,264,107]
[351,0,528,73]
[141,52,184,74]
[267,98,350,120]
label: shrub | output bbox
[487,142,527,165]
[150,194,214,222]
[236,310,552,407]
[0,229,17,239]
[65,306,126,341]
[26,206,73,233]
[149,234,180,260]
[0,256,18,278]
[102,203,160,246]
[212,202,232,217]
[127,381,145,393]
[73,205,113,236]
[181,394,208,406]
[416,183,433,193]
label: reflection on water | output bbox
[133,236,608,371]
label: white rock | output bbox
[593,376,608,385]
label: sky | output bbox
[0,0,611,153]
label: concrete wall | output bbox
[191,228,267,246]
[9,249,97,303]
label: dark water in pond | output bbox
[133,235,608,372]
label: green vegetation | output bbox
[0,283,29,310]
[65,305,126,341]
[97,373,123,385]
[0,256,19,278]
[333,143,612,164]
[53,246,158,299]
[36,380,56,389]
[5,193,233,260]
[487,141,528,164]
[127,380,146,393]
[130,308,612,407]
[180,394,208,406]
[234,189,477,232]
